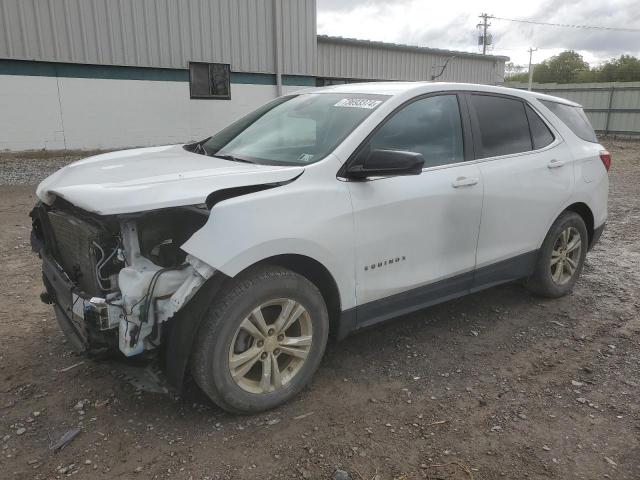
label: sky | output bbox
[316,0,640,68]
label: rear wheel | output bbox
[527,211,588,298]
[191,265,329,414]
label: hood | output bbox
[36,145,304,215]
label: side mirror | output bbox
[345,149,424,180]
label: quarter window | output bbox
[525,104,555,149]
[364,95,464,168]
[540,100,597,143]
[470,94,532,158]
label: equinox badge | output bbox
[364,256,406,271]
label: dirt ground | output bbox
[1,141,638,480]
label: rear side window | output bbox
[540,100,597,143]
[525,104,555,149]
[470,94,532,158]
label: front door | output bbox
[345,94,484,327]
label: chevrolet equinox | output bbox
[31,82,609,413]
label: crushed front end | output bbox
[30,200,214,358]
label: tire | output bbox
[527,211,588,298]
[191,265,329,414]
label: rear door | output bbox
[346,93,484,326]
[467,93,574,288]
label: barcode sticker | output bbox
[334,98,383,109]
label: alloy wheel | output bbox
[228,298,313,394]
[550,226,582,285]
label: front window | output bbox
[199,93,389,165]
[361,94,464,168]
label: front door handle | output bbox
[451,176,479,188]
[547,159,565,169]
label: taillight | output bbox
[600,150,611,172]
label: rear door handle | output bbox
[451,176,479,188]
[547,159,565,169]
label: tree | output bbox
[532,50,589,84]
[506,51,640,85]
[506,72,530,82]
[505,62,529,82]
[595,55,640,82]
[575,69,597,83]
[505,62,524,75]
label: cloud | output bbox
[317,0,640,65]
[492,0,640,63]
[318,0,412,12]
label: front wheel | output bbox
[191,265,329,414]
[527,211,588,298]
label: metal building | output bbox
[0,0,507,151]
[317,36,506,85]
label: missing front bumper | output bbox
[42,254,117,353]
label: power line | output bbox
[491,16,640,33]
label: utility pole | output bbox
[477,13,491,54]
[527,47,538,91]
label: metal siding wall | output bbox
[506,81,640,135]
[316,39,503,84]
[0,0,316,75]
[280,0,313,75]
[588,112,608,131]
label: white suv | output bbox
[31,82,609,413]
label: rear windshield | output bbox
[540,100,597,143]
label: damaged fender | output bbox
[113,220,216,357]
[180,155,357,312]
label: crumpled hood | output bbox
[36,145,304,215]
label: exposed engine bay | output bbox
[31,201,215,357]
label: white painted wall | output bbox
[0,75,306,151]
[0,75,67,150]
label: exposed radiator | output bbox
[46,210,103,295]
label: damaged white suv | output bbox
[31,82,608,413]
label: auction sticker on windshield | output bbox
[334,98,383,109]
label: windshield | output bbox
[199,93,389,165]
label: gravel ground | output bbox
[0,149,113,186]
[0,156,83,186]
[0,141,639,480]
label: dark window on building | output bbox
[525,104,555,149]
[363,94,464,168]
[470,94,532,158]
[189,62,231,99]
[540,100,597,143]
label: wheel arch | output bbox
[564,202,595,247]
[164,253,349,390]
[250,254,343,338]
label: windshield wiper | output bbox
[213,154,254,164]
